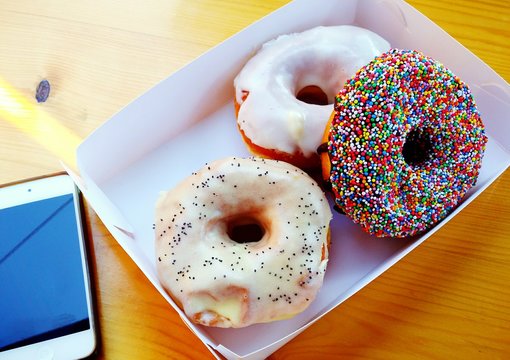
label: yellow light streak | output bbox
[0,77,81,168]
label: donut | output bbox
[234,25,390,169]
[319,49,487,238]
[155,157,332,327]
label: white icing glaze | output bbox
[155,157,332,328]
[234,25,391,157]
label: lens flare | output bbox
[0,77,81,168]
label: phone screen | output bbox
[0,193,90,351]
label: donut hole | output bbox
[403,130,433,166]
[296,85,329,106]
[226,216,266,244]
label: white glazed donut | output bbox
[155,157,332,328]
[234,25,390,168]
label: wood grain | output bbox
[0,0,509,359]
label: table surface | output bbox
[1,0,509,358]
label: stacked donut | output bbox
[234,25,391,169]
[320,49,487,237]
[155,26,487,328]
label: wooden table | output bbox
[1,0,509,358]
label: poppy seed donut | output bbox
[155,157,332,327]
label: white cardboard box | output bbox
[68,0,510,358]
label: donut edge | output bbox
[234,97,321,170]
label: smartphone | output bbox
[0,174,97,359]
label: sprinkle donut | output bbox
[319,49,487,238]
[234,25,390,169]
[155,157,332,327]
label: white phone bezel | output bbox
[0,174,97,360]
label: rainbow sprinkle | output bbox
[328,49,487,238]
